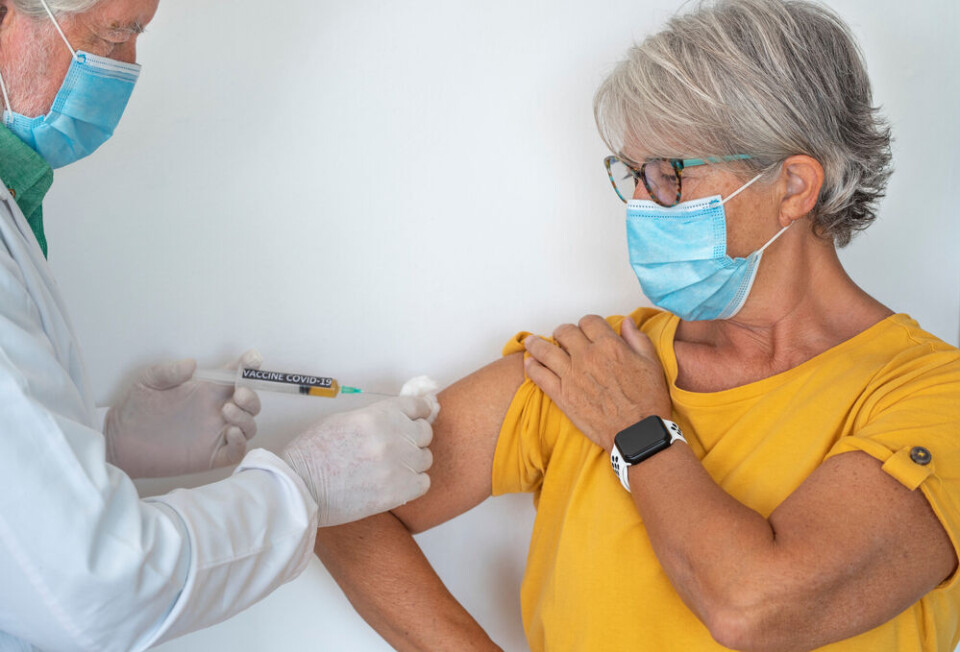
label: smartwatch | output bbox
[610,416,686,492]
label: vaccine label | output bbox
[241,367,335,389]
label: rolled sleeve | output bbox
[826,353,960,589]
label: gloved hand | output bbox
[104,350,263,478]
[281,393,438,527]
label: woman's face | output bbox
[625,149,785,259]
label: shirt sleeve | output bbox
[492,312,661,496]
[826,343,960,588]
[145,450,318,646]
[492,332,551,496]
[492,376,550,496]
[0,345,318,651]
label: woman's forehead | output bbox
[618,133,652,164]
[619,127,695,163]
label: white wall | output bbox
[44,1,959,650]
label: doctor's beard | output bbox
[1,19,61,119]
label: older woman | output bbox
[315,0,960,650]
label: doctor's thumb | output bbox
[142,358,197,390]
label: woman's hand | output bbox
[523,315,672,452]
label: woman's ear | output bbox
[779,154,824,227]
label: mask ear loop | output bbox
[721,169,792,249]
[38,0,77,59]
[719,172,765,206]
[0,69,11,114]
[757,222,791,253]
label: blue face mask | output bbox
[0,0,140,169]
[626,174,789,321]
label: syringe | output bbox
[195,367,382,398]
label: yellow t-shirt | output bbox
[493,309,960,651]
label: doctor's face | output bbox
[0,0,159,117]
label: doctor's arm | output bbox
[314,353,525,651]
[0,372,437,650]
[0,374,318,652]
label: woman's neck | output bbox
[672,234,893,392]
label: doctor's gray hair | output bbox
[10,0,101,18]
[595,0,892,247]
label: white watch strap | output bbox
[610,419,685,493]
[611,445,633,492]
[664,419,685,445]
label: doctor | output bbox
[0,0,436,650]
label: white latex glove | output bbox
[281,388,438,528]
[104,350,263,478]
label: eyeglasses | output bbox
[603,154,752,206]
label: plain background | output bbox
[43,0,958,649]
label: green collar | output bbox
[0,123,53,257]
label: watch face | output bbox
[615,417,671,464]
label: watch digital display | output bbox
[614,416,672,464]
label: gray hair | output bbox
[10,0,101,19]
[595,0,892,247]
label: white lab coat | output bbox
[0,182,319,651]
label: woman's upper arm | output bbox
[761,450,957,638]
[393,353,526,534]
